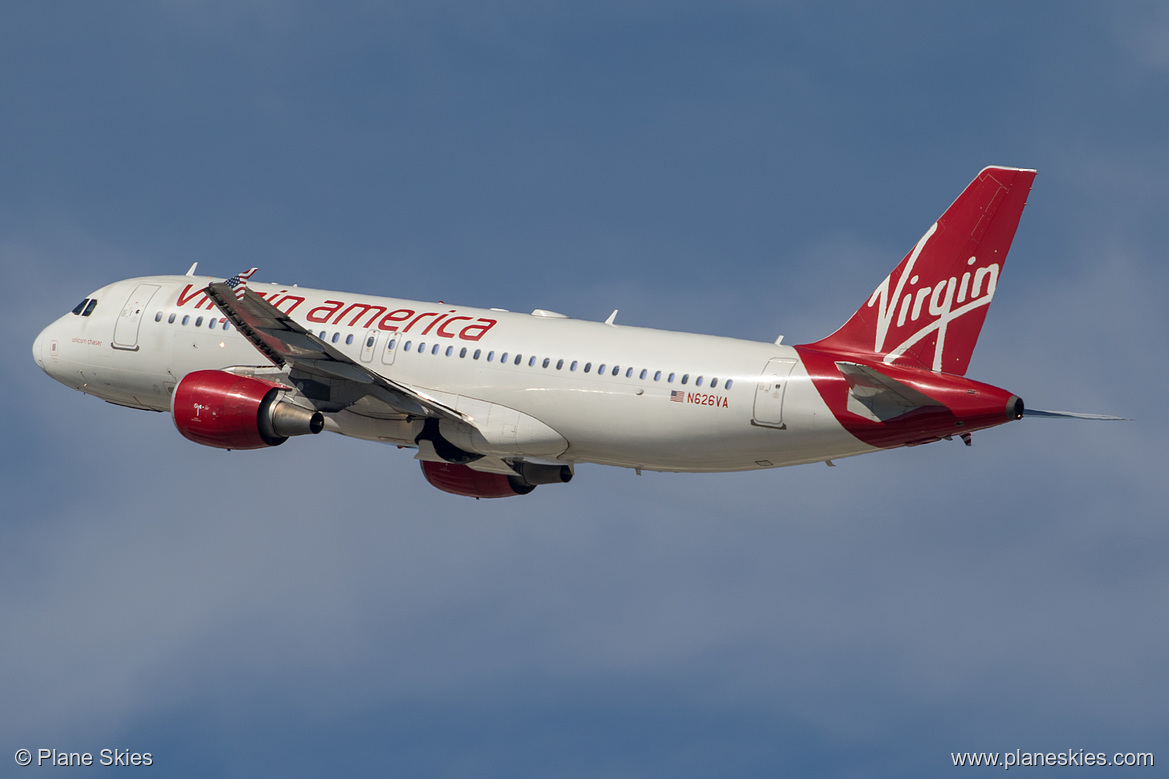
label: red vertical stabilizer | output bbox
[802,166,1036,376]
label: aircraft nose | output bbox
[32,322,58,374]
[32,328,46,370]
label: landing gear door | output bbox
[752,357,797,429]
[112,283,160,351]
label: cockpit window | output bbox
[82,299,98,316]
[72,299,89,315]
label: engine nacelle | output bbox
[172,370,324,450]
[419,461,535,498]
[512,461,573,486]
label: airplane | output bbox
[31,166,1121,498]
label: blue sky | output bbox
[2,3,1166,776]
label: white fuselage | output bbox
[33,275,876,472]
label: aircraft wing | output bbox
[204,282,471,423]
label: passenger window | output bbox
[654,371,661,381]
[182,315,190,326]
[542,358,550,368]
[404,340,412,351]
[346,334,354,345]
[154,312,163,322]
[367,336,375,348]
[639,369,647,380]
[168,313,176,324]
[597,364,605,374]
[725,379,734,389]
[473,349,481,360]
[500,352,508,363]
[460,347,467,358]
[681,374,689,385]
[72,299,89,315]
[388,339,397,350]
[613,366,621,377]
[445,345,453,356]
[668,373,675,383]
[487,351,495,362]
[696,376,703,387]
[710,378,718,389]
[331,333,340,344]
[417,342,426,353]
[319,331,327,339]
[195,317,204,327]
[209,318,218,328]
[584,362,592,373]
[82,299,98,316]
[570,361,578,371]
[223,320,230,331]
[556,359,563,370]
[525,356,532,366]
[432,344,439,355]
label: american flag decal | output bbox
[225,267,259,299]
[670,390,684,403]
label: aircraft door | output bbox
[112,283,160,351]
[380,333,398,367]
[752,357,797,429]
[359,330,378,363]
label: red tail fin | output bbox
[803,166,1036,375]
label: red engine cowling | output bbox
[172,370,323,450]
[420,461,535,498]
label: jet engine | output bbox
[420,461,534,498]
[172,370,323,450]
[419,460,574,498]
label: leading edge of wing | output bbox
[204,282,471,424]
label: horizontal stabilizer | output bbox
[1023,408,1128,421]
[835,361,944,422]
